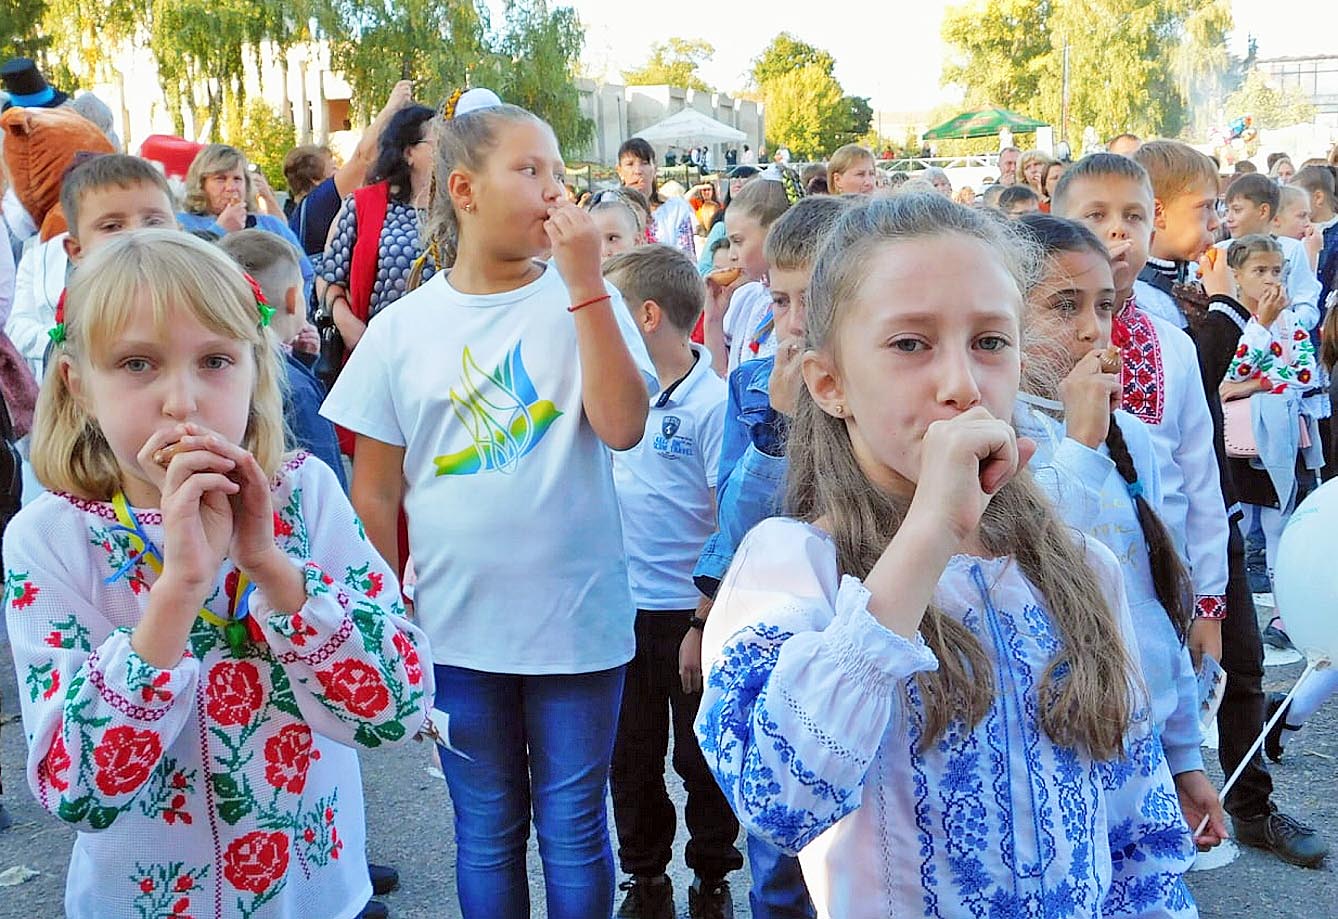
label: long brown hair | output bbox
[787,195,1136,758]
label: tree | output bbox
[1,0,53,64]
[750,33,834,88]
[839,95,874,145]
[323,0,492,120]
[1172,0,1235,135]
[1225,70,1317,130]
[492,0,592,158]
[222,97,294,187]
[940,0,1053,109]
[764,63,845,160]
[621,37,714,91]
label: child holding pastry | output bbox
[4,230,431,918]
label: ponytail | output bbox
[1103,416,1193,640]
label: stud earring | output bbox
[834,404,845,417]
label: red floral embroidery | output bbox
[43,631,61,647]
[1117,303,1165,426]
[1236,343,1248,357]
[93,725,162,796]
[1238,362,1252,376]
[1299,369,1312,385]
[365,571,384,598]
[13,582,39,609]
[205,661,264,727]
[140,877,155,894]
[42,668,61,700]
[1270,342,1284,357]
[1294,329,1308,341]
[222,830,290,895]
[317,660,389,718]
[43,730,72,792]
[140,671,173,703]
[174,875,193,893]
[393,631,422,686]
[263,724,314,794]
[273,511,294,538]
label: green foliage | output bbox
[940,0,1052,109]
[764,63,846,160]
[839,95,874,145]
[492,0,592,159]
[621,37,714,92]
[750,33,834,88]
[323,0,492,118]
[1,0,54,63]
[940,0,1239,141]
[221,97,295,188]
[1226,70,1318,130]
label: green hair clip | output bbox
[49,290,67,345]
[244,274,275,328]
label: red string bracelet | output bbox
[568,294,611,313]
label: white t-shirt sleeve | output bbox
[319,321,406,447]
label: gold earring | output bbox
[834,404,844,417]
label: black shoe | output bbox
[616,874,675,919]
[1264,692,1301,763]
[1232,807,1329,868]
[368,863,399,896]
[0,802,11,832]
[1263,623,1296,651]
[689,876,734,919]
[358,900,389,919]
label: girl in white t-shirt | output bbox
[694,195,1199,918]
[322,102,656,919]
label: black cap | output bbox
[1,58,68,111]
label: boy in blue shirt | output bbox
[689,197,851,919]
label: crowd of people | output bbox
[0,53,1337,919]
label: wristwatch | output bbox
[688,615,708,631]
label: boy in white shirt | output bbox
[604,245,740,919]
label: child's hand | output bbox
[292,321,320,356]
[908,407,1036,545]
[1257,283,1289,328]
[1059,350,1121,449]
[138,425,238,595]
[544,201,604,298]
[768,338,805,416]
[1220,378,1262,402]
[1200,246,1234,298]
[1175,770,1228,850]
[704,271,743,323]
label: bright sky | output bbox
[488,0,1330,114]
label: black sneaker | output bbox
[1264,692,1301,763]
[689,876,734,919]
[616,874,675,919]
[358,900,389,919]
[1263,623,1296,651]
[1232,806,1329,868]
[368,863,399,896]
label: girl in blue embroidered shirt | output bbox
[1012,213,1227,848]
[695,194,1202,918]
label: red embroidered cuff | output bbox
[1194,595,1227,621]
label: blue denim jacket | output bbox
[693,357,789,596]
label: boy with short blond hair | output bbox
[219,229,347,491]
[603,243,739,919]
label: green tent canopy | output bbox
[922,107,1048,140]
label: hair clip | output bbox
[442,87,465,120]
[1126,479,1144,500]
[48,289,67,346]
[243,273,275,328]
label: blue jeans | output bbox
[433,664,625,919]
[747,833,815,919]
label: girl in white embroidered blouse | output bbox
[694,195,1200,919]
[6,230,431,919]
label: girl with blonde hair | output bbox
[6,229,430,918]
[695,194,1198,917]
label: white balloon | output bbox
[1274,478,1338,663]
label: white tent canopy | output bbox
[632,108,746,149]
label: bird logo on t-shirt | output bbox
[433,342,561,476]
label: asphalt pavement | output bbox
[2,619,1335,919]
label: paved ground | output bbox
[2,619,1335,919]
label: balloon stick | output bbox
[1195,655,1330,838]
